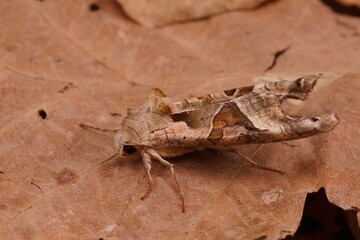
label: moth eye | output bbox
[123,145,136,154]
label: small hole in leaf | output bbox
[89,3,100,12]
[284,188,358,239]
[38,109,47,119]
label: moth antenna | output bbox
[86,152,121,173]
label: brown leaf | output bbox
[337,0,360,8]
[116,0,270,27]
[0,0,359,239]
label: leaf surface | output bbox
[0,1,359,239]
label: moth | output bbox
[80,74,339,212]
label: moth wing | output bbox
[254,74,320,101]
[149,88,174,115]
[172,74,322,114]
[147,75,339,148]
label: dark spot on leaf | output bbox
[110,112,122,117]
[58,83,75,93]
[53,57,61,63]
[89,3,100,12]
[264,46,290,72]
[56,168,78,185]
[58,85,69,93]
[29,57,37,65]
[130,81,139,86]
[0,204,7,210]
[38,109,47,119]
[30,179,42,191]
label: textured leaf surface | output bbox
[0,1,359,239]
[116,0,269,27]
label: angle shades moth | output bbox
[80,74,339,212]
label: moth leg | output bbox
[139,151,154,200]
[234,150,285,175]
[146,149,185,213]
[79,123,121,132]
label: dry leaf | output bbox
[337,0,360,7]
[116,0,269,27]
[0,0,359,239]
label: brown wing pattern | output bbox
[146,74,339,147]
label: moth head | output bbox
[114,132,137,156]
[114,131,138,156]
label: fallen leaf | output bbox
[116,0,270,27]
[0,0,359,239]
